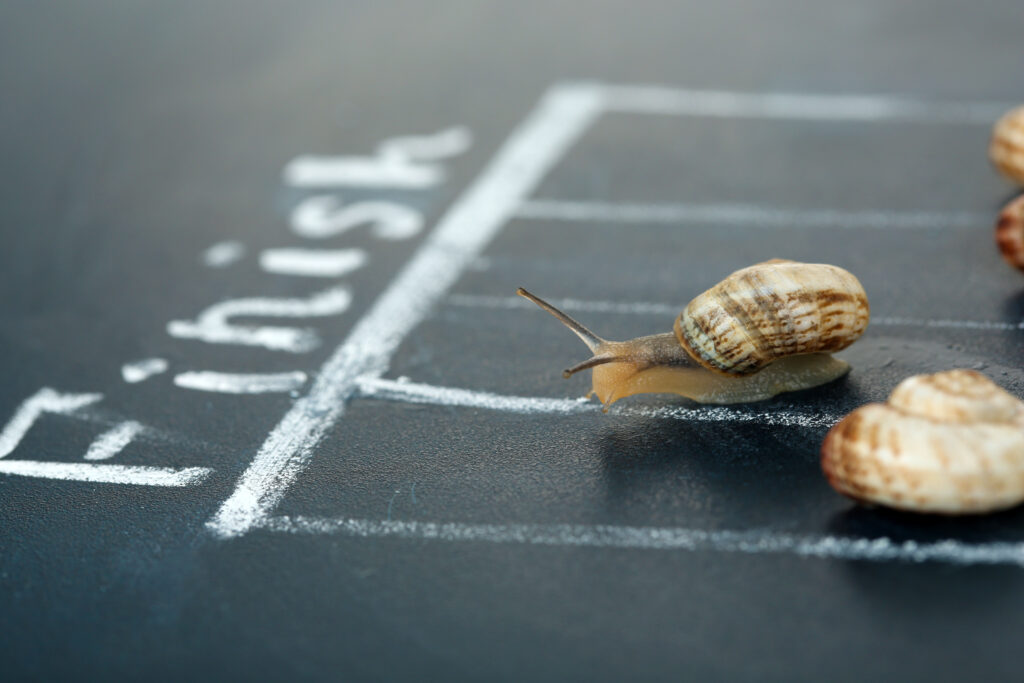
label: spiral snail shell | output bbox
[990,105,1024,186]
[821,370,1024,514]
[519,259,870,407]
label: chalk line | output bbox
[283,127,469,189]
[0,388,103,459]
[202,241,246,268]
[0,460,212,486]
[290,198,424,241]
[166,285,353,353]
[598,83,1013,123]
[259,248,367,278]
[377,126,472,162]
[260,516,1024,566]
[448,294,1024,332]
[122,358,169,383]
[174,371,308,394]
[83,421,145,461]
[515,200,987,230]
[355,377,837,428]
[206,84,607,539]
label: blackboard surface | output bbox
[3,2,1024,680]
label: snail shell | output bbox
[675,260,870,376]
[995,194,1024,273]
[821,370,1024,514]
[518,259,870,407]
[990,106,1024,186]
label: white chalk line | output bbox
[174,371,308,394]
[259,248,367,278]
[166,284,353,353]
[447,294,1024,332]
[283,127,469,189]
[205,84,607,539]
[83,420,145,461]
[122,358,169,383]
[515,199,988,230]
[0,388,103,459]
[355,377,837,428]
[202,241,246,268]
[260,516,1024,566]
[597,83,1013,123]
[0,460,212,486]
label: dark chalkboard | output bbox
[3,1,1024,680]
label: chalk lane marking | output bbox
[174,371,308,394]
[599,84,1013,123]
[206,84,607,539]
[447,294,1024,332]
[355,377,838,428]
[515,200,988,230]
[259,516,1024,566]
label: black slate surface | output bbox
[2,1,1024,680]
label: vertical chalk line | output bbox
[206,84,608,539]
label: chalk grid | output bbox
[206,82,1024,566]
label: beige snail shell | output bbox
[995,194,1024,273]
[518,259,870,407]
[990,106,1024,186]
[821,369,1024,514]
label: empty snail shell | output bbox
[995,194,1024,272]
[821,370,1024,514]
[990,106,1024,186]
[518,259,870,407]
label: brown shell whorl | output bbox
[674,260,870,376]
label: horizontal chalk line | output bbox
[355,377,838,428]
[0,460,213,486]
[597,83,1013,123]
[448,294,1024,331]
[515,200,987,229]
[174,371,308,394]
[261,516,1024,566]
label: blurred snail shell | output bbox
[518,259,870,407]
[821,370,1024,515]
[995,194,1024,273]
[990,106,1024,186]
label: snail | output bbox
[995,194,1024,273]
[990,105,1024,186]
[821,369,1024,514]
[518,259,870,407]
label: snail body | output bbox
[822,370,1024,514]
[519,259,869,407]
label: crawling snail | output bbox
[822,369,1024,514]
[519,259,870,408]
